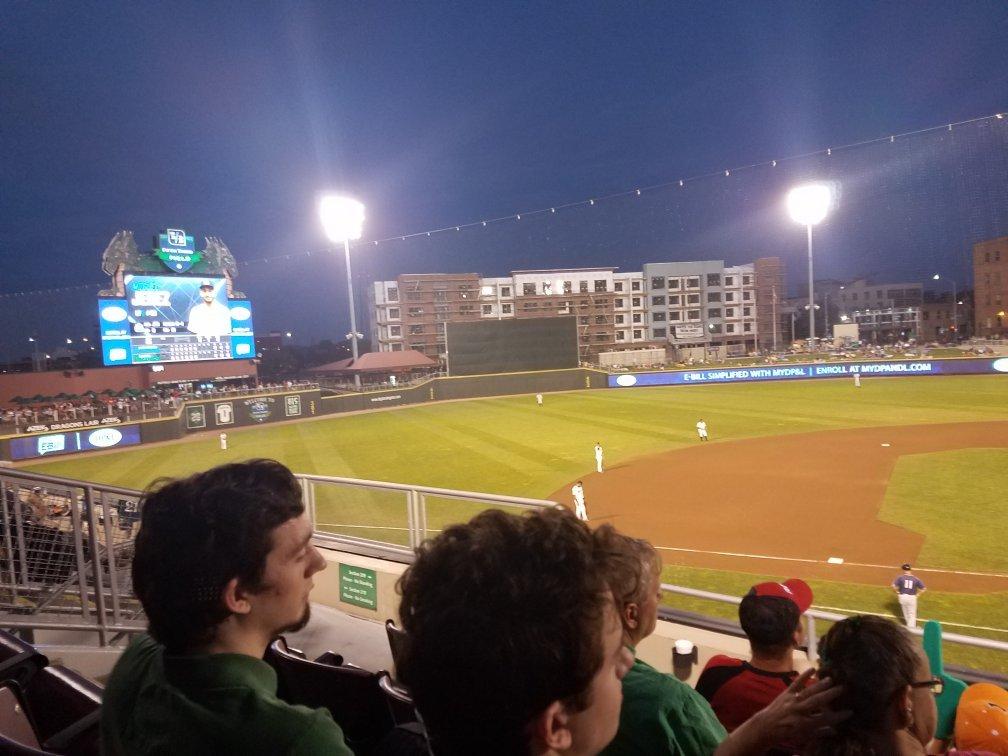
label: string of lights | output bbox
[1,110,1004,301]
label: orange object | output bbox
[955,683,1008,755]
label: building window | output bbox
[652,327,666,338]
[742,275,752,285]
[614,298,624,308]
[435,304,450,313]
[706,273,721,287]
[502,303,512,314]
[724,276,734,286]
[852,293,858,301]
[615,314,625,324]
[651,276,665,289]
[687,309,700,320]
[725,292,735,303]
[594,334,608,342]
[616,331,625,341]
[388,307,401,319]
[725,308,735,317]
[387,287,399,301]
[482,305,493,315]
[434,290,448,301]
[559,281,571,294]
[651,295,665,306]
[579,281,589,293]
[669,311,681,321]
[522,283,536,296]
[652,312,666,322]
[668,278,680,290]
[594,315,606,324]
[632,313,642,324]
[742,291,752,301]
[686,277,700,288]
[744,323,752,332]
[707,292,721,302]
[687,294,700,305]
[614,281,624,292]
[708,307,722,318]
[633,329,642,339]
[668,295,680,306]
[435,322,445,334]
[594,279,607,292]
[501,286,511,297]
[726,323,735,333]
[407,307,424,317]
[459,305,474,314]
[391,342,403,351]
[578,316,589,325]
[389,325,402,337]
[542,282,553,296]
[406,292,422,301]
[709,323,722,334]
[743,307,752,317]
[409,325,424,335]
[631,280,641,291]
[632,297,641,307]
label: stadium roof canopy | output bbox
[310,350,437,374]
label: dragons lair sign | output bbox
[155,228,202,273]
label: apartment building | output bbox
[973,236,1007,336]
[369,257,779,361]
[641,260,758,355]
[754,257,785,351]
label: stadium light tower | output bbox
[319,195,366,389]
[787,183,833,350]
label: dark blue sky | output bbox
[2,1,1006,352]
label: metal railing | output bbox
[660,583,1008,662]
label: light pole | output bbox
[933,274,958,341]
[787,184,833,351]
[319,195,366,390]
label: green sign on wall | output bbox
[339,564,377,610]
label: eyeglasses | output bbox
[910,677,944,695]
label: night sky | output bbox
[2,1,1007,355]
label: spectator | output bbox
[396,508,634,756]
[101,459,352,755]
[804,615,938,756]
[593,526,845,756]
[695,579,813,732]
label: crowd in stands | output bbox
[1,381,319,432]
[1,458,1003,754]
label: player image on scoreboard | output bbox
[187,280,232,339]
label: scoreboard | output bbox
[99,275,255,366]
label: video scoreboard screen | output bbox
[99,275,255,366]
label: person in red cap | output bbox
[695,578,815,733]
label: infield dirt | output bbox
[550,421,1008,593]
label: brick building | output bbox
[973,236,1008,336]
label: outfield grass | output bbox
[22,375,1008,670]
[879,449,1008,573]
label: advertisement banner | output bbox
[674,324,704,340]
[22,417,122,434]
[9,425,142,461]
[609,357,1008,388]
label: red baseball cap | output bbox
[748,579,814,613]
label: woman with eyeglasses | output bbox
[804,614,946,755]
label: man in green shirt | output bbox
[101,459,352,755]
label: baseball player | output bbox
[536,393,543,406]
[696,419,709,441]
[853,372,861,388]
[219,432,228,451]
[892,563,926,627]
[593,442,604,473]
[570,481,587,521]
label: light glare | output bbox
[787,184,832,226]
[319,195,365,243]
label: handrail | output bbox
[660,583,1008,657]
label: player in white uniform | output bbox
[535,393,543,406]
[187,281,232,339]
[696,419,709,441]
[570,481,587,521]
[594,442,604,473]
[219,432,228,451]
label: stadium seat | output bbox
[0,630,49,689]
[0,682,43,752]
[384,618,406,674]
[266,637,395,756]
[23,666,102,756]
[377,674,419,727]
